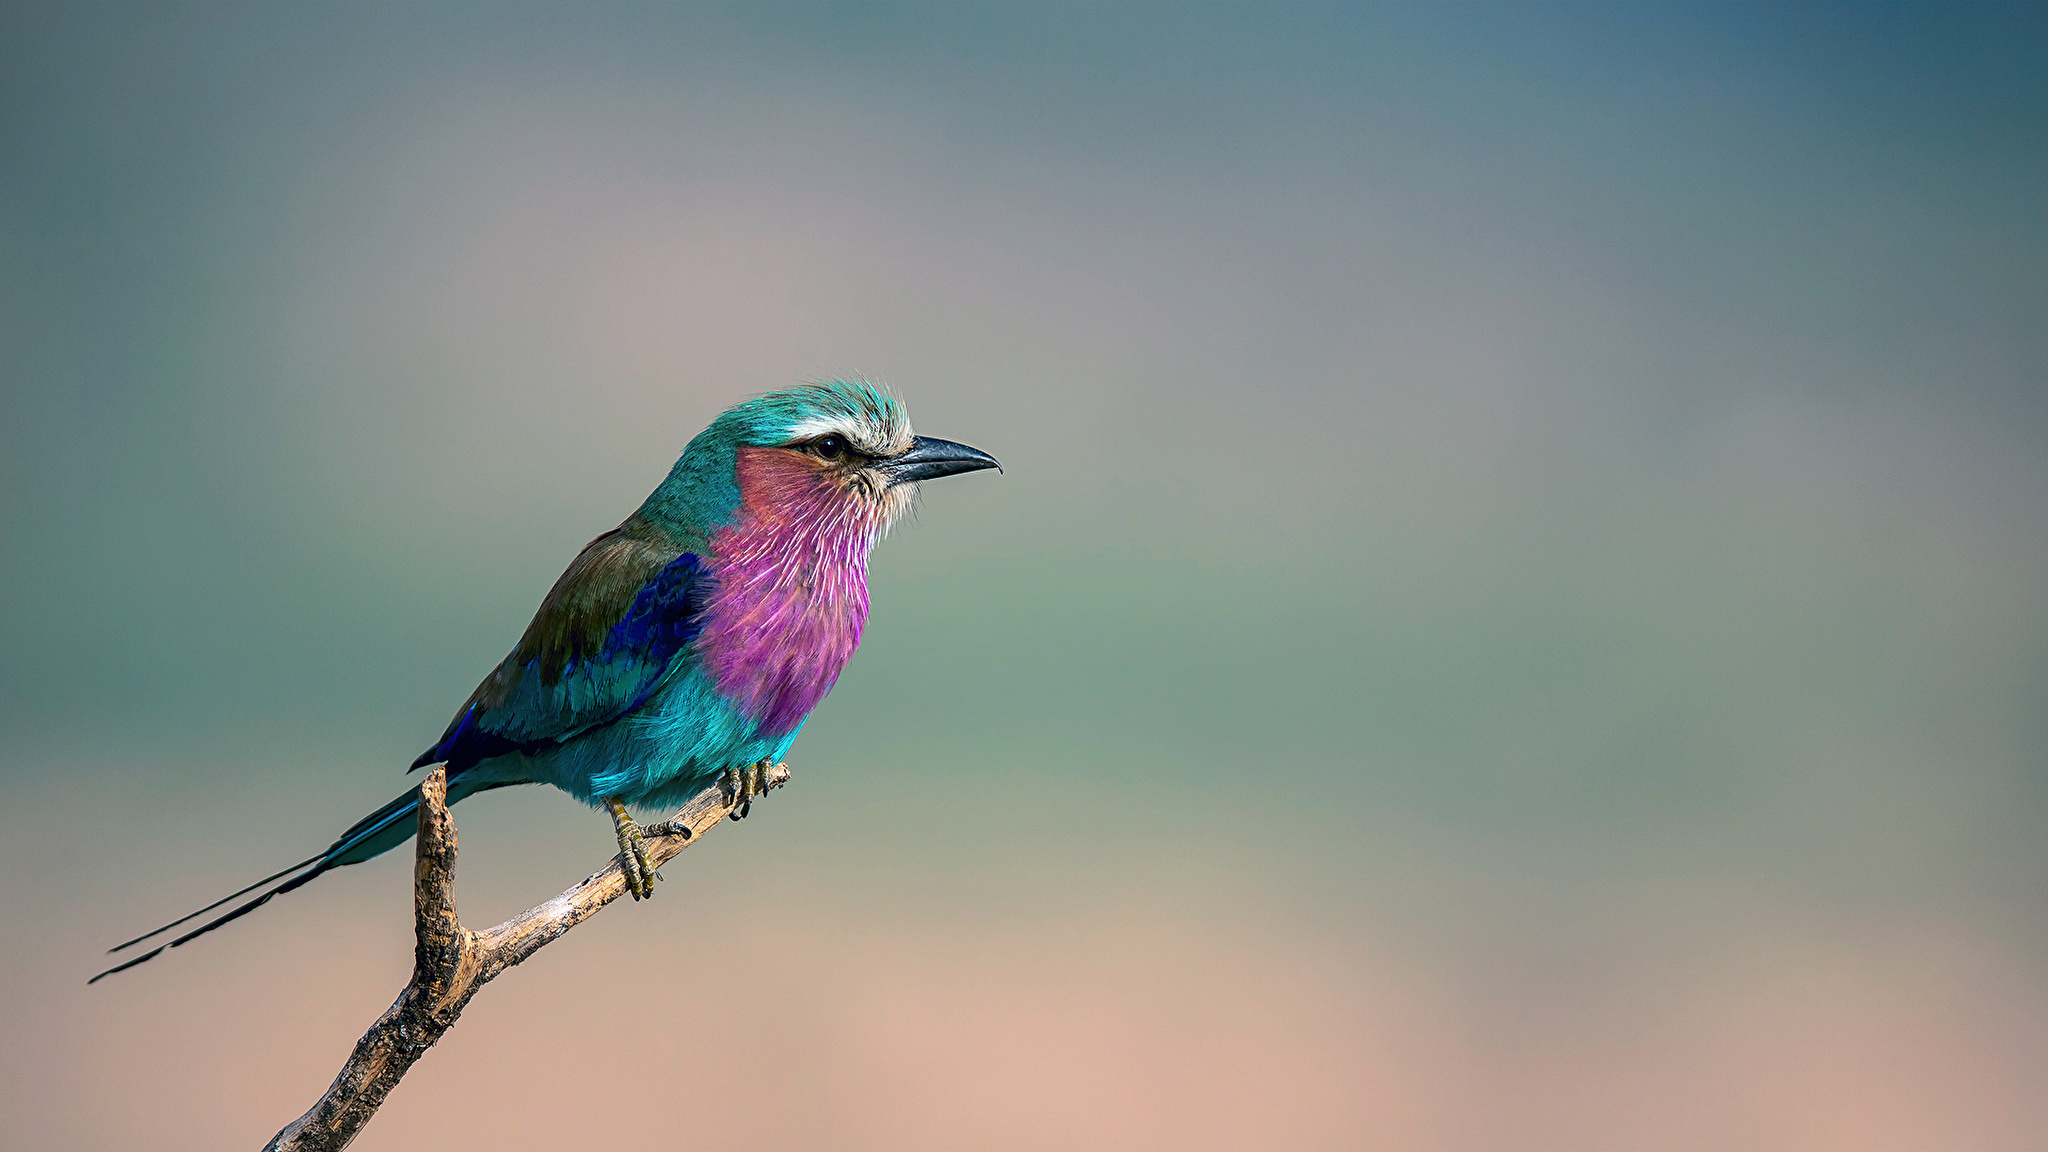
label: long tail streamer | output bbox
[89,787,426,983]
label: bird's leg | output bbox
[605,797,656,901]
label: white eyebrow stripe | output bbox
[786,415,857,440]
[786,412,912,455]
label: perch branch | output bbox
[263,763,787,1152]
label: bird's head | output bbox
[641,379,1000,544]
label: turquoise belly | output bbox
[522,662,798,810]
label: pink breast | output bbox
[696,448,882,736]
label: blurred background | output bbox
[4,3,2046,1148]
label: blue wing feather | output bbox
[95,528,711,981]
[413,535,711,773]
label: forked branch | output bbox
[263,764,786,1152]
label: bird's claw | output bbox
[724,759,784,821]
[605,797,657,900]
[608,763,780,898]
[642,819,692,841]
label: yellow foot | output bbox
[605,796,657,900]
[724,759,785,821]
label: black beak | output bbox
[882,436,1002,486]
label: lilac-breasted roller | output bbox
[94,380,998,982]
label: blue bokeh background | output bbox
[4,4,2045,1147]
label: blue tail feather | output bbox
[90,776,523,983]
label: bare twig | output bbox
[263,764,786,1152]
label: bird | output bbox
[93,379,998,982]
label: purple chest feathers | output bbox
[695,447,887,736]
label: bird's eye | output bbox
[813,434,849,460]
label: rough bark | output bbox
[263,764,785,1152]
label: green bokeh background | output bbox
[4,4,2045,1148]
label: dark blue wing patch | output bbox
[605,547,708,691]
[412,551,710,773]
